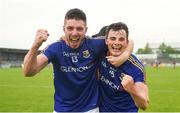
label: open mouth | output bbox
[71,38,79,42]
[69,36,80,47]
[112,45,121,52]
[71,37,79,43]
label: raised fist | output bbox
[33,29,49,48]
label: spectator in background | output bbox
[155,59,161,68]
[172,59,176,69]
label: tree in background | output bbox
[136,42,180,54]
[158,42,177,54]
[136,43,153,54]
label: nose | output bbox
[114,39,120,44]
[72,29,78,36]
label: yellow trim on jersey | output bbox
[128,56,144,73]
[128,55,147,83]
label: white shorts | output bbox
[53,107,99,113]
[85,107,99,113]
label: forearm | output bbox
[130,84,149,110]
[114,40,134,67]
[23,29,49,76]
[23,45,40,77]
[120,40,134,63]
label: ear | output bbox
[105,38,108,45]
[85,27,88,33]
[63,26,65,32]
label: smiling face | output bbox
[63,19,87,49]
[106,29,128,57]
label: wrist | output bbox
[129,85,137,95]
[32,42,41,50]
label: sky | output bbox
[0,0,180,52]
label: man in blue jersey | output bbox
[98,22,149,112]
[23,8,133,112]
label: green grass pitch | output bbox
[0,66,180,112]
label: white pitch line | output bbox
[0,84,53,88]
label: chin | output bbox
[111,52,121,57]
[70,43,80,48]
[114,54,121,57]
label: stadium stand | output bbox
[0,48,41,68]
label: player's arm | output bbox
[107,40,134,67]
[131,82,149,110]
[121,74,149,110]
[23,29,49,77]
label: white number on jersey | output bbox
[71,56,78,63]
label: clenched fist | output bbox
[33,29,49,48]
[121,74,135,93]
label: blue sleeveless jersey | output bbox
[99,54,146,112]
[43,38,106,112]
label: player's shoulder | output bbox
[84,36,106,54]
[49,39,65,47]
[127,54,145,73]
[85,36,104,41]
[42,40,64,52]
[85,36,105,46]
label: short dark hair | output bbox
[106,22,129,38]
[92,25,108,37]
[64,8,87,25]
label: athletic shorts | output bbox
[53,107,99,113]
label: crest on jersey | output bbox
[83,50,90,58]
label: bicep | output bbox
[134,82,148,93]
[36,53,48,72]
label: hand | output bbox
[121,74,135,93]
[33,29,49,48]
[106,56,121,67]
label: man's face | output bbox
[106,29,128,57]
[63,19,87,49]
